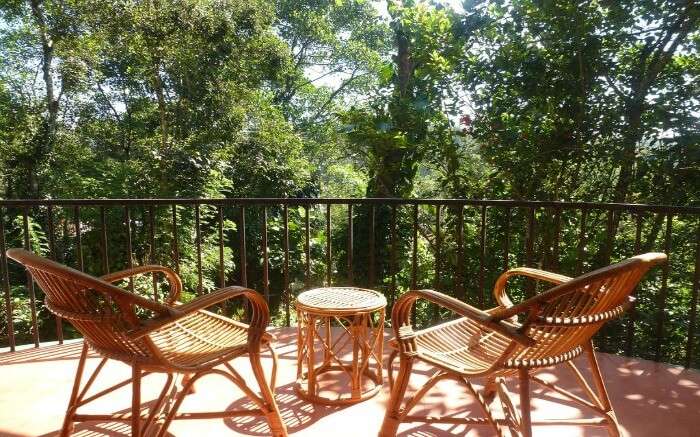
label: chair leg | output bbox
[387,349,398,390]
[132,363,142,437]
[60,342,89,437]
[378,356,413,437]
[518,368,532,437]
[483,374,498,404]
[267,341,279,391]
[182,372,196,394]
[250,352,287,437]
[585,342,621,437]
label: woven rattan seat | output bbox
[390,317,513,375]
[148,311,250,369]
[380,253,667,437]
[6,249,287,437]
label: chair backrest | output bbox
[6,248,172,362]
[496,253,666,366]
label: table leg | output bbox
[324,317,332,367]
[307,314,316,397]
[296,309,304,380]
[351,314,361,399]
[377,309,385,383]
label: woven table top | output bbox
[296,287,387,314]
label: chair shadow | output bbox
[223,381,350,435]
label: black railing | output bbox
[1,198,698,368]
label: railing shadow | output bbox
[0,340,97,365]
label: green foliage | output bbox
[0,0,698,368]
[461,0,700,203]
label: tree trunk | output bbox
[612,99,644,204]
[152,67,168,152]
[28,0,58,198]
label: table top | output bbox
[296,287,387,314]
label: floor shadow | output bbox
[0,430,30,437]
[44,421,174,437]
[0,340,96,365]
[224,381,350,435]
[36,398,177,437]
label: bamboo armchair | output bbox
[6,248,287,437]
[380,253,666,437]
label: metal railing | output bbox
[1,198,698,368]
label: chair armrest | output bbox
[392,289,534,347]
[101,265,182,304]
[128,286,269,341]
[492,267,572,310]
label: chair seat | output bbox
[149,309,262,369]
[390,317,513,375]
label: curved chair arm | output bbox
[392,289,534,348]
[492,267,572,310]
[128,286,270,346]
[101,265,182,304]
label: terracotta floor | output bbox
[0,328,699,437]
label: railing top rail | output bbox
[0,198,698,214]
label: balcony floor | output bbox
[1,328,699,437]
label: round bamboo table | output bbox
[295,287,387,405]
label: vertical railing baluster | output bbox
[685,219,700,368]
[503,207,510,272]
[347,204,353,285]
[262,207,270,301]
[655,213,673,362]
[575,209,588,276]
[0,209,16,351]
[390,205,397,306]
[284,204,290,326]
[411,204,418,290]
[100,206,109,274]
[435,205,442,291]
[478,205,487,307]
[74,206,83,271]
[22,207,39,347]
[598,209,616,352]
[326,203,332,286]
[125,206,134,291]
[47,206,56,261]
[603,209,615,266]
[434,205,442,322]
[455,205,464,300]
[47,206,63,343]
[369,205,375,287]
[552,207,561,271]
[304,206,310,289]
[525,207,535,266]
[625,213,643,357]
[411,204,419,326]
[148,205,157,300]
[195,204,202,295]
[239,206,247,287]
[171,205,180,275]
[524,207,536,297]
[218,206,225,288]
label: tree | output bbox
[273,0,391,127]
[461,0,700,204]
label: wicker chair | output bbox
[380,253,666,437]
[6,248,287,437]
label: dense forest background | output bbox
[1,1,699,366]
